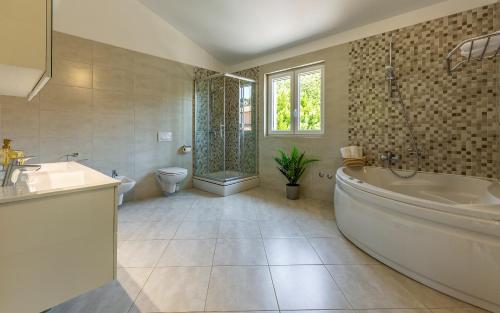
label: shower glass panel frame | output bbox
[194,73,257,183]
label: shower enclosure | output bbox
[194,73,258,195]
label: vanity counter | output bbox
[0,161,119,204]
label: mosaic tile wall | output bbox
[193,67,259,178]
[348,4,498,178]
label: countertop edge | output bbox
[0,181,119,205]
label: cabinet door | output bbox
[0,0,52,99]
[0,187,117,313]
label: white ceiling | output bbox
[139,0,446,65]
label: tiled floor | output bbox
[50,187,487,313]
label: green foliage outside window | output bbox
[299,71,321,130]
[274,79,291,131]
[272,69,321,132]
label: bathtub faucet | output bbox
[380,151,400,164]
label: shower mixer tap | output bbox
[380,151,400,163]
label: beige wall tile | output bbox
[1,32,190,201]
[39,83,92,112]
[39,110,92,138]
[92,112,134,138]
[133,72,169,96]
[1,96,40,139]
[258,44,349,202]
[51,60,92,88]
[92,42,134,70]
[92,136,134,178]
[39,136,92,163]
[93,65,133,92]
[93,89,133,114]
[52,32,92,64]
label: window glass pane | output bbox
[241,84,252,131]
[298,69,322,131]
[272,76,291,131]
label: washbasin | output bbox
[15,166,86,192]
[116,176,136,205]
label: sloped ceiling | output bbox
[53,0,497,71]
[139,0,447,65]
[52,0,225,71]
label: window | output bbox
[240,84,253,131]
[267,64,324,135]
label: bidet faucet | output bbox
[2,156,41,187]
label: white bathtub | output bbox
[335,166,500,313]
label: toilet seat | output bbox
[157,167,188,176]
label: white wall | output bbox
[229,0,498,71]
[53,0,225,72]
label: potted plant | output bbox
[273,146,319,200]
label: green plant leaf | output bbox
[273,145,319,185]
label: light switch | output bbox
[158,131,173,142]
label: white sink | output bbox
[16,167,86,192]
[116,176,136,205]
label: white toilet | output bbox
[156,167,188,195]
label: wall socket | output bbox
[158,131,173,142]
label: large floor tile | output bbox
[297,218,341,237]
[184,206,222,221]
[256,205,298,221]
[264,238,322,265]
[117,222,149,241]
[259,220,304,238]
[309,237,377,264]
[50,267,152,313]
[160,197,197,210]
[205,266,278,311]
[391,270,472,309]
[117,240,168,267]
[131,220,180,240]
[270,265,351,310]
[281,311,353,313]
[156,239,216,266]
[213,239,268,265]
[218,220,261,238]
[221,206,257,220]
[152,206,189,221]
[118,206,159,223]
[174,221,220,239]
[362,309,431,313]
[327,264,425,309]
[131,266,211,312]
[431,308,492,313]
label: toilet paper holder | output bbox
[181,145,192,153]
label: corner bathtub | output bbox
[335,166,500,313]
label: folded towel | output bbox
[460,33,500,58]
[341,146,363,159]
[350,146,363,158]
[340,147,351,158]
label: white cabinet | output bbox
[0,0,52,100]
[0,162,119,313]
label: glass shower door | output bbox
[208,76,226,181]
[194,73,257,183]
[239,80,257,178]
[223,76,242,181]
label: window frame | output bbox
[266,63,325,136]
[268,70,294,135]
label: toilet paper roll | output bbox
[182,145,192,153]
